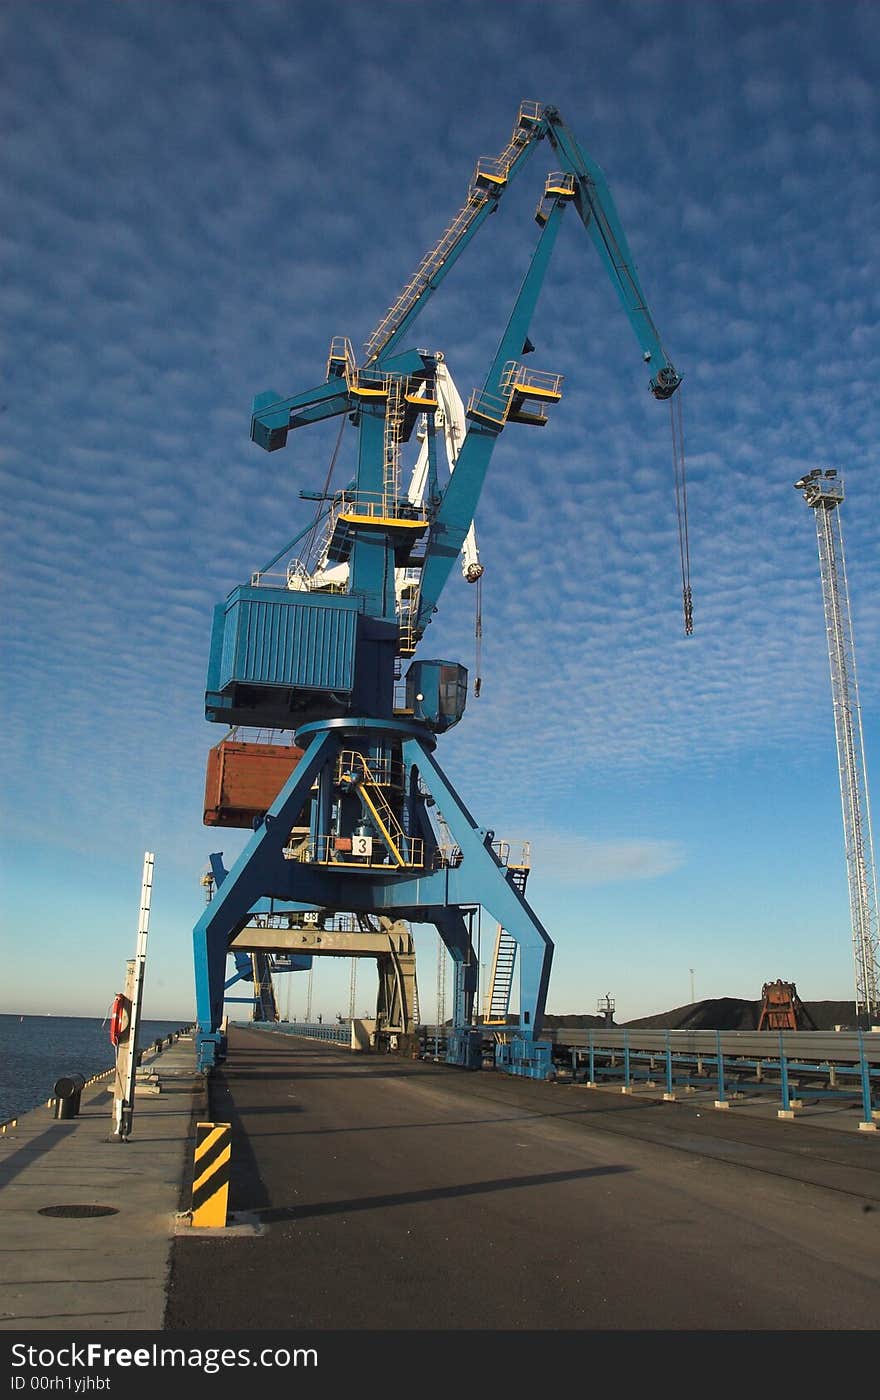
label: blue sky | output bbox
[1,0,878,1024]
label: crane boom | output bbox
[363,101,680,400]
[364,101,547,366]
[413,193,569,637]
[248,100,684,651]
[542,108,679,399]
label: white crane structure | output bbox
[794,468,879,1026]
[405,357,482,582]
[286,358,482,598]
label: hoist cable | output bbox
[474,575,483,698]
[670,391,692,635]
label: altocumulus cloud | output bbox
[528,834,686,885]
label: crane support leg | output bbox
[399,737,554,1077]
[433,907,478,1027]
[430,907,479,1066]
[375,946,418,1051]
[193,731,339,1069]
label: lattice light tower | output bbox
[794,469,880,1026]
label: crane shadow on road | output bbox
[254,1163,634,1223]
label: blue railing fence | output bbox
[246,1020,351,1045]
[558,1027,878,1129]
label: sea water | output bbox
[0,1013,191,1123]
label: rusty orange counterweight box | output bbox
[203,739,305,828]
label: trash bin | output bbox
[53,1073,85,1120]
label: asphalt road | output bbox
[165,1026,880,1333]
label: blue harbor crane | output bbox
[194,101,682,1075]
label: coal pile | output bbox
[545,999,860,1032]
[540,1012,608,1030]
[623,998,761,1031]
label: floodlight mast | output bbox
[794,469,880,1026]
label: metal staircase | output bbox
[508,864,529,895]
[337,751,413,868]
[482,846,530,1025]
[483,928,518,1025]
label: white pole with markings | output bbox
[111,852,154,1141]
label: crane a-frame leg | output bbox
[193,722,554,1077]
[193,731,338,1068]
[400,737,554,1076]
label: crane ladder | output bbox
[363,102,544,364]
[397,569,422,656]
[382,374,406,517]
[412,962,421,1030]
[398,602,418,656]
[483,927,518,1025]
[508,864,529,895]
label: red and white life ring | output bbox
[109,993,131,1047]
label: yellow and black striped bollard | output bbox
[191,1121,231,1226]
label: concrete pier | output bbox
[0,1036,203,1330]
[1,1026,878,1335]
[167,1026,880,1331]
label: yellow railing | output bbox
[501,362,564,398]
[286,834,424,869]
[518,99,543,127]
[493,839,532,869]
[250,567,291,588]
[468,366,563,426]
[330,491,428,526]
[363,190,489,363]
[432,839,530,870]
[326,335,356,379]
[473,155,510,187]
[250,561,352,593]
[337,751,406,791]
[398,613,418,656]
[346,366,390,397]
[466,387,510,425]
[544,170,576,199]
[336,751,411,866]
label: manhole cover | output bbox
[38,1205,119,1218]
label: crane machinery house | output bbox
[193,101,683,1076]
